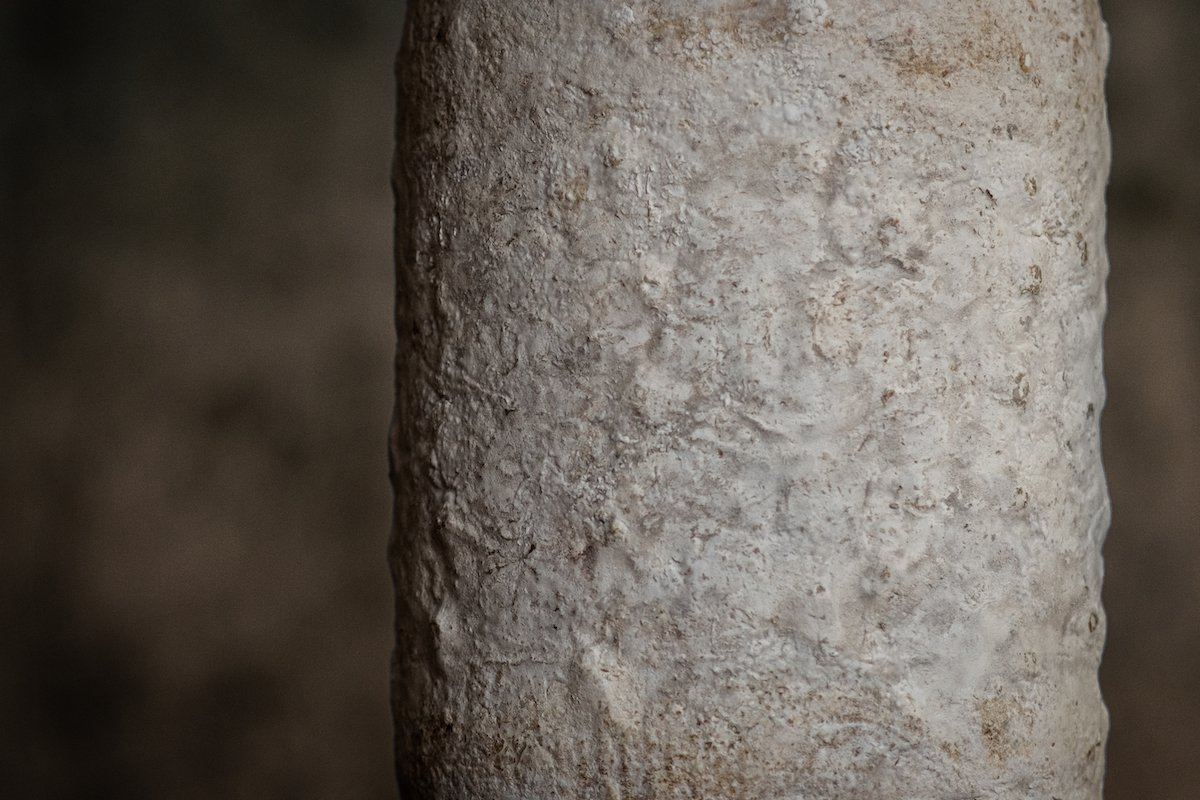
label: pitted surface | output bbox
[392,2,1111,797]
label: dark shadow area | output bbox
[1099,1,1200,798]
[0,0,1194,797]
[1,1,402,797]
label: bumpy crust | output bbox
[392,2,1111,797]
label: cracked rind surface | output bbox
[392,1,1111,797]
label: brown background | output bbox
[1,1,1195,797]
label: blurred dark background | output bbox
[1,1,401,797]
[0,0,1194,797]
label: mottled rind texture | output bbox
[391,1,1111,797]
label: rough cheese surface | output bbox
[392,1,1111,797]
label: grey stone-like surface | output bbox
[392,2,1110,797]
